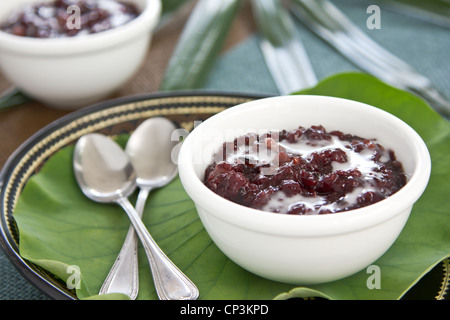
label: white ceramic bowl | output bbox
[0,0,161,109]
[178,95,431,285]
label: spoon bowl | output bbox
[126,117,179,189]
[73,133,137,203]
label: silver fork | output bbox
[252,0,317,94]
[288,0,450,120]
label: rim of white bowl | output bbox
[0,0,161,55]
[178,95,432,237]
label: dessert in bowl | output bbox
[0,0,161,108]
[178,95,431,285]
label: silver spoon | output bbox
[73,131,199,300]
[99,117,197,300]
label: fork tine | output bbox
[252,0,317,94]
[332,30,424,87]
[288,0,450,119]
[329,5,433,88]
[321,1,413,71]
[288,0,405,74]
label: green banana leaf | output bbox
[251,0,294,47]
[159,0,241,91]
[0,87,32,110]
[13,73,450,300]
[161,0,192,14]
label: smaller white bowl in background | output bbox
[0,0,161,109]
[178,95,431,285]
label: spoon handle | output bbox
[117,197,199,300]
[98,190,150,299]
[99,222,139,299]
